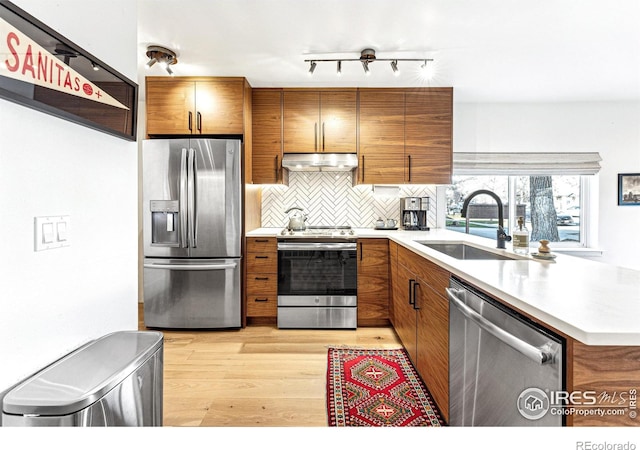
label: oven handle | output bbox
[277,242,357,251]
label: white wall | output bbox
[454,101,640,270]
[0,0,138,392]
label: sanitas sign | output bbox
[0,16,128,110]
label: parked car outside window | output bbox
[556,212,574,226]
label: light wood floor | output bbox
[138,305,403,427]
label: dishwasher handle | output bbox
[446,288,555,365]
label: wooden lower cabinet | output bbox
[357,239,390,326]
[392,244,450,421]
[245,237,278,318]
[566,340,640,426]
[393,260,418,360]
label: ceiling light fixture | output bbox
[145,45,177,76]
[361,60,370,76]
[390,60,399,76]
[308,61,317,76]
[305,48,433,77]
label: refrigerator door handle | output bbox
[187,148,197,248]
[179,148,189,248]
[144,262,238,271]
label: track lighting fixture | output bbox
[304,48,433,77]
[390,60,399,76]
[145,45,177,76]
[361,60,370,75]
[308,61,317,76]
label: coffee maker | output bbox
[401,197,430,230]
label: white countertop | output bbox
[247,227,640,346]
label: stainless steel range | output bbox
[277,226,357,329]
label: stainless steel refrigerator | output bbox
[142,138,242,328]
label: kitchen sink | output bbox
[417,242,516,260]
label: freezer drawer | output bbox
[143,258,241,328]
[2,331,163,426]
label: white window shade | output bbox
[453,152,602,175]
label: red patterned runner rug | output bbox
[327,347,445,426]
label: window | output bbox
[446,175,585,247]
[447,152,601,250]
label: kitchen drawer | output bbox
[246,237,277,253]
[246,253,277,273]
[246,274,277,294]
[246,296,277,317]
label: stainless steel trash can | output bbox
[2,331,163,426]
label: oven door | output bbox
[277,241,357,329]
[277,241,357,297]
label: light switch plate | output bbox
[34,215,70,251]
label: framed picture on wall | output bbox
[0,1,137,141]
[618,173,640,205]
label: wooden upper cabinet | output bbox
[145,77,244,136]
[146,79,195,135]
[358,89,405,184]
[357,87,453,185]
[319,91,357,153]
[283,89,356,153]
[404,88,453,184]
[252,89,284,184]
[195,80,244,135]
[283,90,318,153]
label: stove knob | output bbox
[288,230,294,235]
[349,230,355,235]
[340,230,345,235]
[280,229,287,235]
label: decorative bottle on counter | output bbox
[512,216,530,254]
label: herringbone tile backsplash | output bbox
[262,172,437,229]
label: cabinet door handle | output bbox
[188,111,193,132]
[412,281,420,310]
[322,122,325,151]
[274,155,279,181]
[408,279,415,305]
[359,242,363,261]
[314,122,318,151]
[255,255,269,259]
[254,298,269,302]
[254,239,269,242]
[408,155,412,182]
[197,111,202,132]
[361,155,365,182]
[254,277,270,281]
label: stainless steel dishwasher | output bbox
[447,277,565,426]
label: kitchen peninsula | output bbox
[247,227,640,426]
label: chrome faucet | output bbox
[461,189,512,249]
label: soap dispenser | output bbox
[512,216,530,254]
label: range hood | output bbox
[281,153,358,172]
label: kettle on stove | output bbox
[285,206,307,231]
